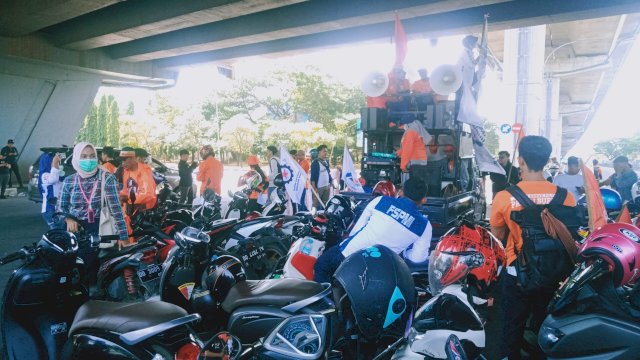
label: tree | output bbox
[594,134,640,160]
[126,101,135,115]
[221,116,257,165]
[76,103,98,144]
[484,122,500,156]
[107,100,120,147]
[95,96,109,146]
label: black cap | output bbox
[7,139,14,144]
[179,149,190,156]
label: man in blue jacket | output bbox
[313,177,432,283]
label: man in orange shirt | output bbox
[197,145,223,196]
[396,115,429,186]
[119,147,157,241]
[100,146,118,173]
[490,136,576,359]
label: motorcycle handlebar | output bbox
[0,247,31,265]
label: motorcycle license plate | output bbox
[137,264,162,283]
[241,244,266,263]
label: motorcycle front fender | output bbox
[61,333,141,360]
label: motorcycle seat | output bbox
[98,239,156,261]
[221,279,324,313]
[69,300,187,335]
[208,218,240,232]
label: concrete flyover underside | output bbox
[1,0,640,173]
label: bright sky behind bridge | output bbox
[102,34,640,160]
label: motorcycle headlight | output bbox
[538,325,564,350]
[263,315,327,359]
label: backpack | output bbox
[507,185,580,294]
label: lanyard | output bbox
[75,175,98,210]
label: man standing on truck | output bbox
[396,115,429,186]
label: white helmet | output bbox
[632,181,640,205]
[392,284,485,359]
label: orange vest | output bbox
[120,166,157,210]
[197,156,224,195]
[396,130,428,171]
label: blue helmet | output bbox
[601,188,622,212]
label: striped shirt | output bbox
[58,169,128,241]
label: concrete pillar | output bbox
[0,57,101,182]
[543,76,562,159]
[501,25,547,151]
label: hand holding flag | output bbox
[279,145,307,205]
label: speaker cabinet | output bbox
[360,107,388,131]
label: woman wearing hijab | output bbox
[396,114,431,185]
[58,142,129,248]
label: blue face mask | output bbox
[78,159,98,172]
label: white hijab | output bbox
[72,142,98,178]
[404,120,432,145]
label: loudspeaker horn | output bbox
[360,71,389,97]
[430,64,463,95]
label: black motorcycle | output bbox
[0,230,202,360]
[538,258,640,359]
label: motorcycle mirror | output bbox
[198,331,242,360]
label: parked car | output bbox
[28,147,191,203]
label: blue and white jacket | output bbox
[339,196,432,263]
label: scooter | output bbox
[0,231,202,360]
[538,258,640,359]
[226,186,287,220]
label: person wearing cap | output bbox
[0,154,10,199]
[197,145,223,196]
[1,139,23,188]
[601,155,638,202]
[553,156,585,200]
[178,149,198,204]
[101,146,118,173]
[396,115,429,185]
[119,146,157,216]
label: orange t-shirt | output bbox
[396,130,428,171]
[490,181,576,265]
[120,166,157,210]
[197,156,224,195]
[411,79,433,94]
[102,162,117,174]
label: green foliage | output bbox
[76,95,120,147]
[108,101,120,147]
[96,96,109,146]
[126,101,135,115]
[484,122,499,156]
[593,134,640,160]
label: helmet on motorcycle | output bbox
[632,181,640,207]
[372,180,396,198]
[272,173,284,188]
[161,209,194,234]
[247,155,260,166]
[38,229,79,266]
[203,255,247,305]
[429,223,506,296]
[333,245,415,339]
[237,170,262,190]
[325,195,354,230]
[199,145,214,160]
[601,188,623,212]
[579,223,640,287]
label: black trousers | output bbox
[8,164,23,187]
[501,273,553,359]
[313,245,345,283]
[0,174,9,196]
[178,185,193,204]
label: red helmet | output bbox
[429,222,506,295]
[237,170,262,190]
[579,223,640,287]
[372,180,396,197]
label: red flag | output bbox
[394,13,408,67]
[616,203,633,224]
[581,162,608,230]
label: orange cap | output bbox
[247,155,260,166]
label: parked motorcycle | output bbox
[393,220,505,360]
[0,229,202,360]
[538,223,640,359]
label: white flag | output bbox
[342,146,364,193]
[279,144,307,204]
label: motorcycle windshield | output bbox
[549,259,610,314]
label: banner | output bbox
[581,161,608,231]
[342,146,364,192]
[279,145,307,204]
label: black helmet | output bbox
[272,173,284,188]
[203,255,246,305]
[333,245,415,339]
[325,195,354,230]
[37,229,79,266]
